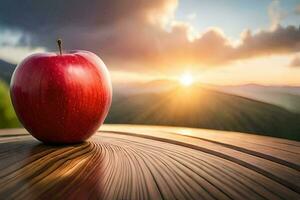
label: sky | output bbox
[0,0,300,86]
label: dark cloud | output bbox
[235,25,300,59]
[0,0,300,70]
[290,56,300,67]
[0,0,176,49]
[0,0,170,30]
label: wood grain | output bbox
[0,125,299,200]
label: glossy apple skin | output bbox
[10,51,112,144]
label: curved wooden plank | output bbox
[0,125,299,200]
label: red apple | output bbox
[10,40,112,144]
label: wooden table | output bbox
[0,124,299,200]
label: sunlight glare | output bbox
[179,72,194,86]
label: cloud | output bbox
[0,0,177,30]
[0,0,179,67]
[235,25,300,59]
[0,45,45,64]
[0,0,177,48]
[290,56,300,67]
[0,0,299,71]
[268,0,286,29]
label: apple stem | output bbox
[57,39,63,55]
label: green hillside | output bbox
[106,86,300,141]
[0,80,20,128]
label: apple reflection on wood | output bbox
[10,39,112,144]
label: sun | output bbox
[179,72,194,86]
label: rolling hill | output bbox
[213,84,300,113]
[0,59,16,84]
[0,80,20,128]
[106,85,300,141]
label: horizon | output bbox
[2,58,300,87]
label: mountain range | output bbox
[0,59,299,140]
[212,84,300,113]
